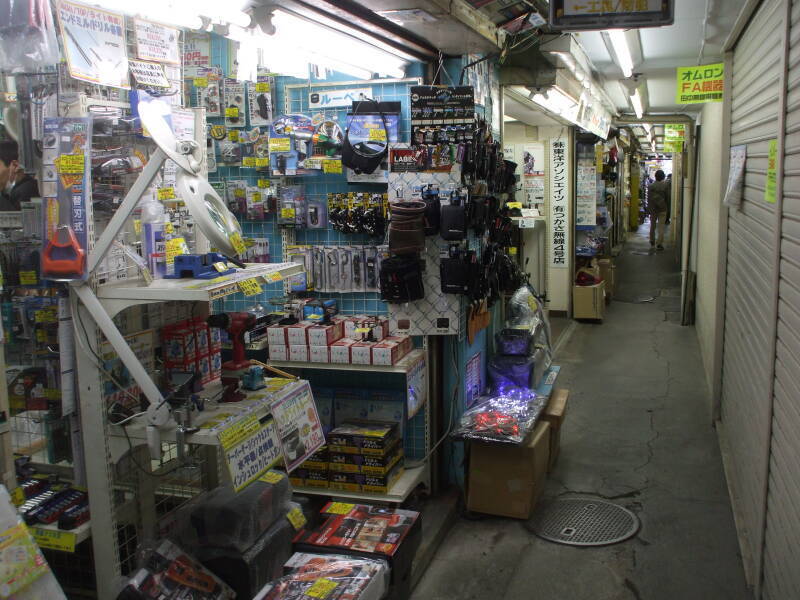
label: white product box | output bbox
[269,344,289,361]
[287,323,312,346]
[267,324,288,346]
[330,338,356,364]
[351,342,375,365]
[289,345,309,362]
[309,345,330,363]
[307,321,344,347]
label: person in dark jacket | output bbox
[0,140,39,211]
[648,169,670,250]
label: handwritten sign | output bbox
[134,18,180,64]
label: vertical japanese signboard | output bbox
[765,139,778,204]
[676,63,724,104]
[549,139,570,269]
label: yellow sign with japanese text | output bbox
[676,63,724,104]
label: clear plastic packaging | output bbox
[0,1,59,72]
[254,553,390,600]
[504,285,552,366]
[452,388,546,444]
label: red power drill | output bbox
[207,312,256,402]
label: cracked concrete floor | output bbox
[411,227,750,600]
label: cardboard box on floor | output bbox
[573,281,605,320]
[540,389,569,472]
[597,258,615,300]
[467,421,550,519]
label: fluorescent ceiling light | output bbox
[503,115,518,122]
[607,30,633,78]
[630,88,644,119]
[85,0,250,29]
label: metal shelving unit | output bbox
[268,348,426,375]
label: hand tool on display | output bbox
[164,252,237,279]
[206,312,257,403]
[241,365,266,391]
[42,225,85,279]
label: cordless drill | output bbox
[207,312,256,402]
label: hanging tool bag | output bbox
[440,250,475,294]
[439,197,467,241]
[379,255,425,303]
[389,201,426,255]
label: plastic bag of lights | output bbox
[452,387,546,445]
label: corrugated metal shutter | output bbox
[762,0,800,596]
[720,0,783,579]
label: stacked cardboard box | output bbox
[326,421,404,493]
[162,317,222,384]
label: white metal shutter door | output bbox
[763,1,800,597]
[720,0,783,574]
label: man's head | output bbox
[655,169,666,181]
[0,140,20,191]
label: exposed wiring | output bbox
[121,423,186,479]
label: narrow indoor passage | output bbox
[412,228,749,600]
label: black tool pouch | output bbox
[423,193,441,236]
[440,256,469,294]
[440,202,466,241]
[379,256,425,303]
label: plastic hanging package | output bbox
[0,1,60,72]
[452,388,546,444]
[504,285,553,366]
[253,553,390,600]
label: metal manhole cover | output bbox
[530,498,640,546]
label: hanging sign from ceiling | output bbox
[549,0,673,30]
[676,63,724,104]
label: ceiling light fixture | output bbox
[607,29,633,78]
[630,88,644,119]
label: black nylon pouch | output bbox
[440,203,466,241]
[440,257,469,294]
[379,256,425,303]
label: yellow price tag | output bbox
[260,471,284,484]
[326,502,355,515]
[256,157,269,167]
[225,106,239,117]
[286,507,307,530]
[306,578,339,599]
[217,415,260,450]
[237,277,263,297]
[242,157,256,167]
[133,219,141,235]
[507,202,522,209]
[368,128,387,142]
[55,154,85,174]
[19,270,37,285]
[230,232,247,255]
[255,82,270,93]
[193,77,208,87]
[234,188,246,199]
[355,327,371,333]
[165,237,186,265]
[257,178,270,188]
[269,138,291,152]
[266,272,282,283]
[157,187,176,200]
[228,129,239,142]
[44,388,60,400]
[213,262,228,272]
[36,330,47,343]
[164,222,175,234]
[10,487,24,507]
[280,207,296,219]
[322,159,342,174]
[31,526,77,553]
[508,247,518,255]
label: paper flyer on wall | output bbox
[55,0,130,89]
[134,18,180,65]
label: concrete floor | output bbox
[412,227,751,600]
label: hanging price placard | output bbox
[55,154,85,174]
[242,157,256,167]
[322,159,342,174]
[193,77,208,87]
[269,138,291,152]
[237,278,263,296]
[256,157,269,168]
[157,187,176,200]
[229,232,247,255]
[255,82,270,93]
[225,106,239,118]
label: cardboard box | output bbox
[597,258,615,301]
[307,321,344,347]
[196,354,212,385]
[351,342,375,365]
[290,468,329,489]
[209,325,222,350]
[329,440,403,474]
[314,390,335,433]
[573,281,606,320]
[193,320,210,355]
[328,421,399,456]
[334,391,369,426]
[209,351,222,381]
[327,463,404,493]
[289,345,309,362]
[309,345,330,363]
[162,326,197,362]
[268,344,289,362]
[372,335,412,365]
[541,389,569,472]
[330,338,356,363]
[287,323,312,346]
[266,324,288,346]
[467,421,550,519]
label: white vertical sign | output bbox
[549,139,570,268]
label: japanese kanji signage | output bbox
[270,381,325,473]
[224,418,282,492]
[676,63,724,104]
[550,0,673,30]
[549,139,570,269]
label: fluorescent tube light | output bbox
[630,88,644,119]
[607,29,633,78]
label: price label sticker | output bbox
[322,159,342,174]
[36,330,47,343]
[508,247,518,255]
[193,77,208,87]
[44,388,60,400]
[31,526,77,553]
[19,271,37,285]
[228,129,239,142]
[157,187,176,200]
[217,414,260,451]
[259,471,284,484]
[234,188,246,199]
[368,128,387,142]
[266,272,283,283]
[225,106,239,118]
[133,219,141,235]
[280,207,296,219]
[255,82,270,93]
[269,137,291,152]
[237,278,262,297]
[286,507,307,530]
[506,201,522,209]
[355,327,371,333]
[325,502,355,515]
[164,222,175,234]
[165,237,186,265]
[257,178,270,188]
[55,154,85,174]
[230,232,247,255]
[10,487,24,506]
[306,578,339,599]
[213,262,228,272]
[256,157,269,168]
[242,157,256,167]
